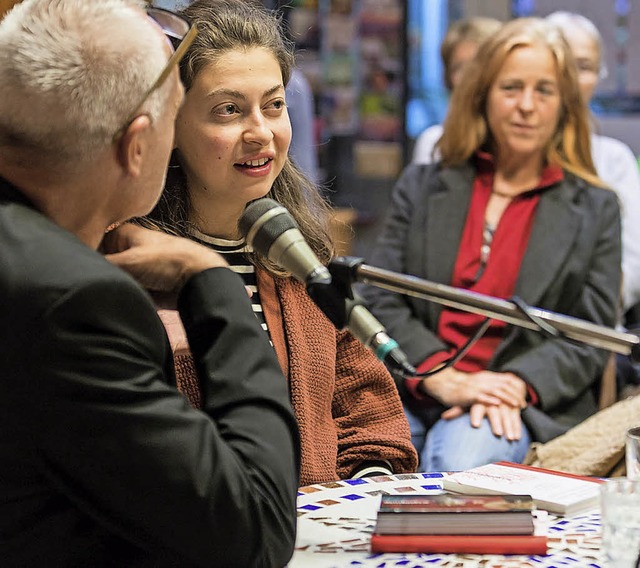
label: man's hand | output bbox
[103,223,228,308]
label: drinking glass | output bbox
[626,427,640,481]
[600,478,640,568]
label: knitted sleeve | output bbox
[332,329,418,478]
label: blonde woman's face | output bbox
[563,26,600,104]
[175,47,291,217]
[487,44,561,165]
[448,40,479,89]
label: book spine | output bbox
[370,534,548,555]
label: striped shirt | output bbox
[189,228,270,338]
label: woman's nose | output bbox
[243,112,273,145]
[518,88,535,112]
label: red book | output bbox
[370,533,548,555]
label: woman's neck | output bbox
[492,155,544,197]
[188,192,245,240]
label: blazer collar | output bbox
[425,163,475,287]
[426,162,582,308]
[515,176,583,305]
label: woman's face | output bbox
[563,26,600,104]
[175,46,291,218]
[486,44,562,166]
[448,40,480,90]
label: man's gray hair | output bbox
[0,0,172,164]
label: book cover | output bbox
[370,533,548,555]
[442,461,603,516]
[375,493,535,535]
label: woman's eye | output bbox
[267,99,286,111]
[577,60,598,74]
[537,84,556,96]
[214,103,237,116]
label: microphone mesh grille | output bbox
[239,198,281,232]
[239,198,298,256]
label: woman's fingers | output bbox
[441,405,464,420]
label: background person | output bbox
[362,17,622,472]
[143,0,417,485]
[412,16,502,166]
[546,10,640,397]
[546,11,640,315]
[286,67,319,183]
[0,1,299,566]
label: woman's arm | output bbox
[501,188,622,413]
[332,329,418,478]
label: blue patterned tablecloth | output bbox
[290,472,602,568]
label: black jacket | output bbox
[0,180,300,567]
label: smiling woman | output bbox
[174,45,291,238]
[142,0,418,486]
[361,17,622,473]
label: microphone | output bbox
[239,198,416,377]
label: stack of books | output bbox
[371,493,548,554]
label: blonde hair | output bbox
[437,17,603,188]
[145,0,334,275]
[0,0,172,166]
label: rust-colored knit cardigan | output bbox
[161,268,417,486]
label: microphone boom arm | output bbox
[329,256,640,359]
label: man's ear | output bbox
[116,115,152,177]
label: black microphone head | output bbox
[238,198,281,232]
[239,198,298,257]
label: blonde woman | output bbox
[364,18,621,471]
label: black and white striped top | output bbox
[189,228,270,338]
[189,229,393,478]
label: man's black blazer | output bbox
[0,181,300,567]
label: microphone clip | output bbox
[307,256,416,379]
[305,256,365,330]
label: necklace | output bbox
[491,188,516,198]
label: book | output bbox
[443,461,604,516]
[374,493,535,535]
[370,533,548,555]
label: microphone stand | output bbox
[328,256,640,360]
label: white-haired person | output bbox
[547,11,640,396]
[0,1,299,566]
[547,11,640,315]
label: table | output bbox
[289,472,603,568]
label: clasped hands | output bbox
[420,368,528,441]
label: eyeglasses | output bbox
[115,7,197,138]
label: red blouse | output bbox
[408,154,563,398]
